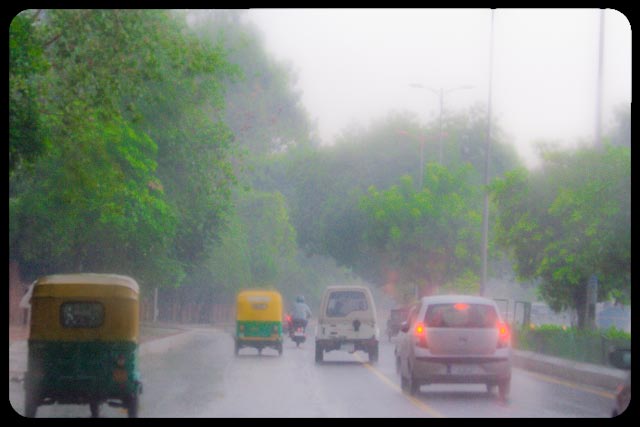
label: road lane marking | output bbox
[353,353,445,418]
[520,370,616,399]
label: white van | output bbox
[314,285,380,363]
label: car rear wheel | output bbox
[498,378,510,401]
[407,373,419,396]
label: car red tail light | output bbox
[454,303,469,311]
[414,322,428,348]
[497,321,510,348]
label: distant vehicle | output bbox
[235,289,284,356]
[608,348,630,417]
[24,274,143,418]
[386,307,410,342]
[289,321,307,347]
[395,294,512,400]
[315,286,379,363]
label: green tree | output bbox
[9,11,49,176]
[359,164,483,297]
[9,10,238,292]
[491,145,630,328]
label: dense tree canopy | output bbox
[9,10,237,291]
[491,144,630,328]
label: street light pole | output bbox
[410,83,473,165]
[480,9,495,297]
[438,88,444,163]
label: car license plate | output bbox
[341,343,355,352]
[450,364,481,375]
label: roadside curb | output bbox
[512,349,626,390]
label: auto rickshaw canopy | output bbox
[29,273,140,342]
[236,289,283,322]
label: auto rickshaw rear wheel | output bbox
[90,401,100,418]
[126,393,139,418]
[24,389,38,418]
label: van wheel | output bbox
[315,344,323,363]
[90,401,100,418]
[369,345,378,363]
[24,389,38,418]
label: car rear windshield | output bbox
[424,303,498,328]
[60,301,104,328]
[326,291,368,317]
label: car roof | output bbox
[325,285,371,292]
[419,294,498,306]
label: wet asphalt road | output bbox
[10,325,616,418]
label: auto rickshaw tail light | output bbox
[112,368,128,383]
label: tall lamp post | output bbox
[409,83,474,164]
[480,9,495,297]
[397,129,427,189]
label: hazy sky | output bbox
[245,8,631,168]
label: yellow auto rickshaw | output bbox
[235,289,283,356]
[24,273,142,418]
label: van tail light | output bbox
[497,322,510,348]
[414,322,428,348]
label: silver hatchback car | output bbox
[395,295,512,399]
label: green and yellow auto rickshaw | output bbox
[24,273,142,418]
[235,289,283,356]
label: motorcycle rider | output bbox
[291,295,312,333]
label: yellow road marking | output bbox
[353,353,445,418]
[520,370,616,399]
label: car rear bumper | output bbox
[413,356,511,384]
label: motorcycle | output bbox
[288,318,307,347]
